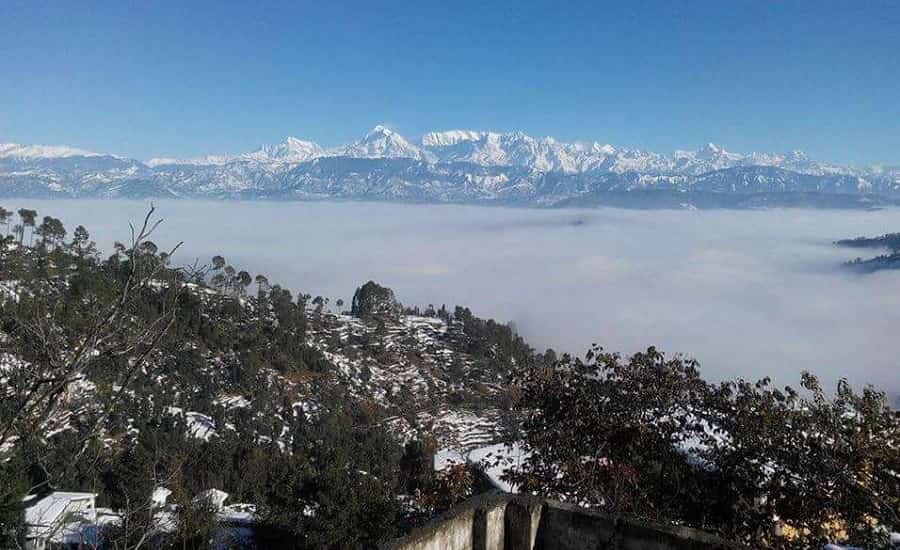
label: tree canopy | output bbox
[506,346,900,548]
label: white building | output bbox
[23,492,96,550]
[22,488,258,549]
[192,488,229,510]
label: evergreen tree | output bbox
[16,208,37,245]
[35,215,66,248]
[0,207,10,237]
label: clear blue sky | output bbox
[2,0,898,166]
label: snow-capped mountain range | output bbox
[139,125,863,177]
[2,126,898,207]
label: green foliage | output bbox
[836,231,900,272]
[836,232,900,253]
[0,206,405,549]
[35,215,66,247]
[508,345,900,548]
[351,281,400,318]
[399,439,435,494]
[0,451,28,548]
[252,403,402,549]
[451,305,534,368]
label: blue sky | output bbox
[1,1,898,166]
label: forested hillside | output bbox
[836,232,900,273]
[0,205,531,548]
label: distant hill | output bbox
[836,232,900,272]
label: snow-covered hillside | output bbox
[305,311,512,454]
[11,289,515,463]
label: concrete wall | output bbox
[534,501,745,550]
[382,494,747,550]
[383,494,512,550]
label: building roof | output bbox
[24,492,95,528]
[152,487,172,508]
[24,492,96,542]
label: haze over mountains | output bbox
[2,126,899,207]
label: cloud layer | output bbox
[11,199,900,399]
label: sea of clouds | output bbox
[11,199,900,399]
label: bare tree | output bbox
[0,206,188,487]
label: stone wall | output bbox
[382,493,747,550]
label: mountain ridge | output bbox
[3,125,880,175]
[2,126,899,207]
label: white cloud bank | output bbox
[9,199,900,399]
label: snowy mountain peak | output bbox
[420,130,490,147]
[146,155,231,167]
[593,143,617,156]
[241,136,324,165]
[0,143,101,159]
[367,124,393,136]
[785,150,809,162]
[691,142,744,169]
[342,126,430,160]
[285,136,312,146]
[147,136,324,167]
[696,142,737,159]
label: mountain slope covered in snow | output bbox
[2,127,898,207]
